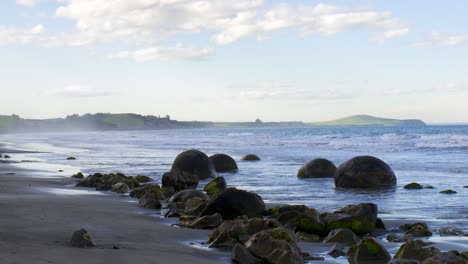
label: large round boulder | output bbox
[201,188,265,220]
[297,158,337,178]
[334,156,397,188]
[209,154,238,173]
[170,149,216,180]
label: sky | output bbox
[0,0,467,123]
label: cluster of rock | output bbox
[71,149,468,263]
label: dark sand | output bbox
[0,163,230,264]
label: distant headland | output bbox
[309,115,426,127]
[0,113,426,133]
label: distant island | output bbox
[309,115,426,127]
[0,113,426,133]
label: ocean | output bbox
[2,125,467,232]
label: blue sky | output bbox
[1,0,467,123]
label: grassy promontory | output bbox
[309,115,426,127]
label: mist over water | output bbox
[2,125,468,231]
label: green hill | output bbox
[309,115,426,127]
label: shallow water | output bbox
[1,125,467,232]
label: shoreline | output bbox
[1,141,468,264]
[0,161,230,264]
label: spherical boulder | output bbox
[209,154,238,173]
[241,154,261,161]
[171,149,216,180]
[334,156,397,188]
[201,188,265,220]
[297,158,337,178]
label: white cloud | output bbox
[110,45,213,61]
[239,82,352,101]
[16,0,40,7]
[412,31,468,47]
[30,24,45,34]
[0,25,44,45]
[47,85,113,98]
[2,1,409,60]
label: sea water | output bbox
[2,125,467,232]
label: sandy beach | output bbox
[0,159,230,264]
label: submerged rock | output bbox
[70,228,96,248]
[202,188,265,220]
[203,177,227,197]
[404,182,423,189]
[67,157,77,160]
[297,158,336,178]
[323,203,378,234]
[170,149,216,180]
[440,189,457,194]
[347,237,391,264]
[241,154,261,161]
[334,156,397,188]
[436,226,465,237]
[209,154,238,173]
[328,243,346,258]
[387,233,413,243]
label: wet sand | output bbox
[0,163,230,264]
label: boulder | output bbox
[189,213,223,229]
[170,149,216,180]
[121,177,140,189]
[400,222,429,231]
[400,222,432,237]
[436,226,465,236]
[209,154,238,173]
[135,175,153,183]
[242,217,281,235]
[334,156,397,188]
[323,203,378,234]
[297,158,337,178]
[203,177,227,197]
[130,184,164,199]
[387,233,413,243]
[184,197,209,216]
[241,154,261,161]
[161,171,199,193]
[111,182,130,193]
[72,172,84,179]
[70,228,96,248]
[347,237,391,264]
[201,188,265,220]
[138,192,162,209]
[394,240,441,262]
[422,252,467,264]
[76,173,126,188]
[232,243,259,264]
[168,189,208,205]
[266,204,308,216]
[296,232,321,243]
[208,220,245,248]
[323,228,360,246]
[404,182,423,189]
[390,258,421,264]
[245,228,303,264]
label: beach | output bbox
[0,160,229,264]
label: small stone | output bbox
[424,185,434,189]
[72,172,85,179]
[387,233,413,243]
[436,226,465,236]
[328,243,346,258]
[404,182,423,189]
[67,157,77,160]
[241,154,261,161]
[71,228,96,248]
[4,155,11,158]
[113,245,120,250]
[296,232,321,243]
